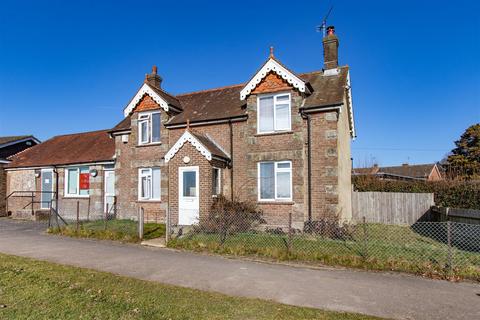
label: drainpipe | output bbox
[229,119,234,201]
[301,112,312,223]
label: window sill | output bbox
[137,200,162,203]
[257,200,294,205]
[254,131,293,137]
[63,196,90,199]
[136,142,162,148]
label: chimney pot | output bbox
[152,65,158,75]
[327,25,335,35]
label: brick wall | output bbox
[114,95,170,222]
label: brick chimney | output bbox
[323,26,339,70]
[145,65,162,89]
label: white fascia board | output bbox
[345,71,356,139]
[165,131,212,163]
[240,58,306,100]
[123,83,169,117]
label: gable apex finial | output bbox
[186,119,190,130]
[269,46,274,59]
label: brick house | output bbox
[0,135,40,216]
[6,26,355,228]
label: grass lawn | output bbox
[168,224,480,281]
[0,253,382,320]
[48,219,165,243]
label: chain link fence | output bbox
[167,205,480,280]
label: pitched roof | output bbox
[353,164,437,180]
[0,135,37,146]
[189,131,230,160]
[378,164,437,179]
[166,67,350,126]
[110,116,131,133]
[7,130,115,168]
[164,130,230,163]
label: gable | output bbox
[165,131,213,163]
[251,72,293,95]
[123,83,169,117]
[134,95,162,113]
[240,57,307,100]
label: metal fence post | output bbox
[138,207,144,240]
[76,201,80,233]
[165,207,170,243]
[447,220,453,273]
[104,204,108,231]
[362,216,369,260]
[287,211,293,254]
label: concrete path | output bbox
[0,218,479,320]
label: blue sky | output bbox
[0,0,478,166]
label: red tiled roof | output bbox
[7,130,115,168]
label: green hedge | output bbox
[353,176,480,210]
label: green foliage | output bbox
[48,220,165,243]
[0,254,378,320]
[445,123,480,179]
[196,196,265,244]
[353,175,480,209]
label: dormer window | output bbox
[138,111,161,145]
[257,93,291,134]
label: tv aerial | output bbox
[316,6,333,37]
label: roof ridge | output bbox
[177,83,245,97]
[380,163,436,168]
[150,85,180,101]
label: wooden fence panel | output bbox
[352,191,435,225]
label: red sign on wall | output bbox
[79,173,90,190]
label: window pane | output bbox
[67,169,78,195]
[141,176,151,199]
[152,113,161,143]
[152,168,161,199]
[258,96,274,132]
[212,168,220,195]
[276,171,291,198]
[79,167,89,195]
[259,163,275,199]
[140,121,149,143]
[275,103,289,130]
[183,171,196,197]
[276,94,289,102]
[277,162,291,169]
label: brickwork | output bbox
[114,96,170,222]
[251,72,292,95]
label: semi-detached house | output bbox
[5,26,356,229]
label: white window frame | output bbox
[257,161,292,201]
[212,167,221,197]
[257,92,291,134]
[64,166,90,198]
[138,111,161,145]
[138,167,161,201]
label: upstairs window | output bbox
[258,161,292,201]
[138,111,161,145]
[257,93,291,133]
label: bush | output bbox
[196,196,265,244]
[304,218,353,240]
[353,175,480,210]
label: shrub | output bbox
[304,218,353,240]
[196,196,265,244]
[353,175,480,209]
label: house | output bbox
[353,163,444,182]
[0,135,40,216]
[5,131,114,219]
[6,25,356,228]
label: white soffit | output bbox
[123,83,169,117]
[240,58,306,100]
[165,131,212,163]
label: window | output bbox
[138,168,161,201]
[212,168,221,196]
[257,93,291,133]
[64,166,89,197]
[182,171,197,197]
[138,111,161,145]
[258,161,292,201]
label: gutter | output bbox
[300,107,312,223]
[229,119,234,200]
[165,116,247,129]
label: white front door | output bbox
[41,169,53,209]
[104,170,115,214]
[178,166,199,225]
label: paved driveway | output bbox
[0,218,479,320]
